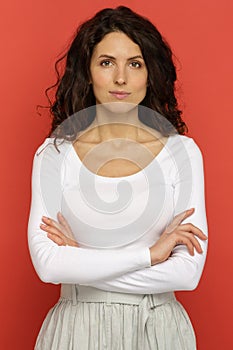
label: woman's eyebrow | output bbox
[97,54,144,60]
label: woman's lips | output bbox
[109,91,131,100]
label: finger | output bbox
[175,231,203,254]
[182,232,203,253]
[40,223,66,240]
[175,208,195,224]
[57,212,73,237]
[178,224,208,239]
[67,239,79,247]
[57,212,71,229]
[174,236,195,256]
[42,216,61,230]
[47,232,66,246]
[48,232,78,247]
[165,208,195,233]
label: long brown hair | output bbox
[45,6,187,140]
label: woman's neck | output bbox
[76,103,162,144]
[93,102,144,142]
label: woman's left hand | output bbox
[40,212,79,247]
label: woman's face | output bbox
[89,32,148,107]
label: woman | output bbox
[28,6,208,350]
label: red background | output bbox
[1,0,232,349]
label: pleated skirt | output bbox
[35,285,196,350]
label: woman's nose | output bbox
[114,67,127,85]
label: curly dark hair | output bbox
[45,6,188,140]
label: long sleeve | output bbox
[83,138,208,293]
[27,140,151,285]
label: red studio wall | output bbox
[0,0,232,349]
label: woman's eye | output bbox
[100,60,112,67]
[130,61,142,68]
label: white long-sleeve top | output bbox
[28,134,208,294]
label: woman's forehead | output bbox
[91,32,142,58]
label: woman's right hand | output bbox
[149,208,208,265]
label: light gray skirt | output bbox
[35,284,196,350]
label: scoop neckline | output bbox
[68,135,173,181]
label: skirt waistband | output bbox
[60,284,176,308]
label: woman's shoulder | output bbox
[31,138,74,177]
[167,134,205,169]
[169,134,203,154]
[34,137,72,158]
